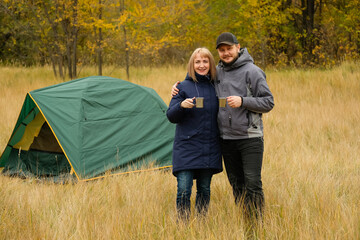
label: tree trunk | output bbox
[66,36,73,79]
[301,0,316,63]
[120,0,129,80]
[98,28,103,76]
[58,56,64,79]
[123,25,129,80]
[51,56,57,77]
[98,0,103,76]
[261,39,266,70]
[307,0,315,32]
[60,3,73,79]
[53,33,64,80]
[72,0,78,78]
[41,1,64,79]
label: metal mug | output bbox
[219,97,226,107]
[195,97,204,108]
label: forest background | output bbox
[1,1,360,238]
[1,0,359,79]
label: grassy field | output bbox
[0,63,359,239]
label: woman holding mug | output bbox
[166,48,222,221]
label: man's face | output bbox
[217,44,240,64]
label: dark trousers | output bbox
[220,137,265,217]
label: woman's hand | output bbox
[181,97,195,108]
[171,81,180,96]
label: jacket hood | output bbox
[218,48,254,71]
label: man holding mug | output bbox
[215,32,274,220]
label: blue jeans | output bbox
[176,169,213,219]
[221,137,264,218]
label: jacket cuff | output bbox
[177,102,184,111]
[241,96,248,108]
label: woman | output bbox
[166,48,222,221]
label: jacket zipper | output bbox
[247,111,250,127]
[229,114,232,127]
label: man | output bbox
[172,32,274,219]
[215,32,274,219]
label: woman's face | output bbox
[194,53,210,76]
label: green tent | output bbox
[0,76,175,181]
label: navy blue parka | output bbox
[166,73,222,176]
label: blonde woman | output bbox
[166,48,222,221]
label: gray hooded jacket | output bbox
[215,48,274,139]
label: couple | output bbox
[166,32,274,221]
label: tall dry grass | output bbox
[0,63,359,239]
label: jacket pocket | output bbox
[230,112,249,135]
[178,126,201,140]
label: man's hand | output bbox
[227,96,242,108]
[181,97,195,108]
[171,81,180,96]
